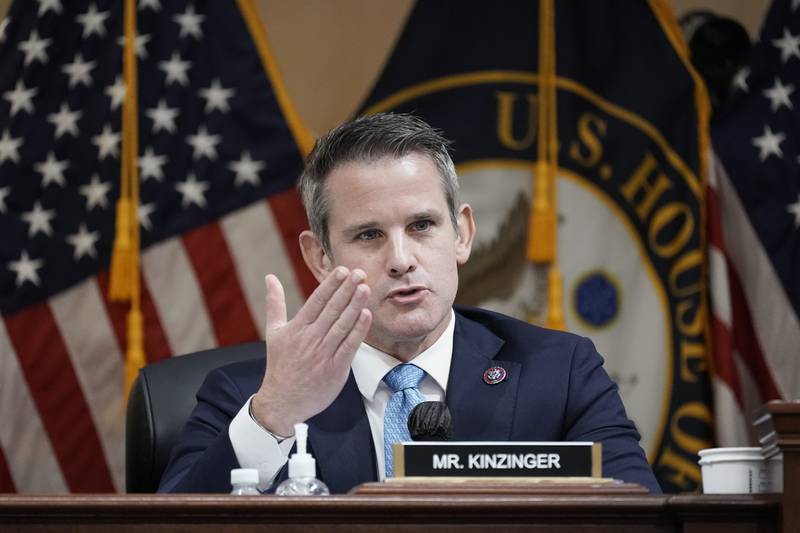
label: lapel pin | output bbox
[483,366,507,385]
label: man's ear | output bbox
[299,230,333,282]
[454,203,475,265]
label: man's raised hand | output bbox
[251,267,372,436]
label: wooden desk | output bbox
[0,493,782,532]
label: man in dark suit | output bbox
[159,113,661,494]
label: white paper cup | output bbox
[698,447,769,494]
[768,454,783,493]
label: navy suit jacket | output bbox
[159,307,661,493]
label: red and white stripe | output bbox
[707,154,799,446]
[0,191,316,492]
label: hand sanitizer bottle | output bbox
[230,468,260,495]
[275,422,330,496]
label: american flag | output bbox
[709,0,800,445]
[0,0,314,492]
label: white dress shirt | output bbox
[228,310,455,491]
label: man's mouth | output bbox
[386,286,429,304]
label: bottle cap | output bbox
[287,422,316,478]
[230,468,259,485]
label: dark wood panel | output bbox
[0,493,780,533]
[669,494,781,533]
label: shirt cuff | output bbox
[229,395,296,491]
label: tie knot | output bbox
[383,364,425,392]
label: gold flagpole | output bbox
[528,0,565,330]
[110,0,146,396]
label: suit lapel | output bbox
[306,372,376,493]
[447,312,521,441]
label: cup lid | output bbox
[698,447,762,457]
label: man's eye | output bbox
[357,230,379,241]
[411,220,432,232]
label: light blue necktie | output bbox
[383,364,426,478]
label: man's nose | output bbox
[386,234,417,276]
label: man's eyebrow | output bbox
[409,209,441,220]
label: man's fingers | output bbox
[319,283,370,353]
[264,274,287,334]
[334,308,372,365]
[312,269,366,334]
[295,266,350,324]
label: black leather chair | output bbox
[125,342,263,493]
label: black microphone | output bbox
[408,401,453,441]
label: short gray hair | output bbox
[297,113,459,254]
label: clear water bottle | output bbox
[275,423,330,496]
[230,468,260,495]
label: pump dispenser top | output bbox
[274,422,330,496]
[287,422,316,478]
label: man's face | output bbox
[309,153,474,358]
